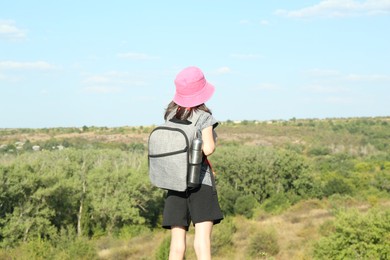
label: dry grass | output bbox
[102,199,388,260]
[0,131,148,144]
[97,231,168,260]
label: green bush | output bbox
[218,184,240,216]
[262,193,291,214]
[117,225,150,239]
[211,217,236,255]
[62,237,97,260]
[155,236,170,260]
[247,227,280,258]
[308,146,331,156]
[323,177,354,197]
[354,162,375,172]
[7,238,56,260]
[314,209,390,259]
[314,153,355,174]
[372,172,390,193]
[234,195,257,218]
[1,237,96,260]
[214,145,309,206]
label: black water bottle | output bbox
[188,137,203,188]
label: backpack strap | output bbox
[191,111,203,138]
[167,110,203,138]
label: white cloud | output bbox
[117,52,159,60]
[230,53,262,60]
[0,20,26,40]
[83,75,111,84]
[260,20,270,25]
[305,84,349,93]
[82,71,148,94]
[344,73,390,81]
[215,67,232,75]
[275,0,390,18]
[0,61,56,70]
[0,72,20,82]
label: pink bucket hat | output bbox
[173,66,215,108]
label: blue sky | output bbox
[1,0,389,128]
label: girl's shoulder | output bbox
[194,110,218,130]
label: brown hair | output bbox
[164,101,212,121]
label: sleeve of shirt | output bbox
[200,113,219,130]
[199,113,219,143]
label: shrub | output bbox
[318,220,335,237]
[7,238,56,260]
[211,217,236,255]
[354,162,375,172]
[234,195,257,218]
[117,225,150,239]
[314,209,390,259]
[52,227,97,260]
[314,153,355,174]
[262,193,291,214]
[308,146,331,156]
[327,194,359,214]
[372,172,390,193]
[323,177,353,197]
[155,236,170,260]
[218,184,240,215]
[247,227,280,258]
[213,145,309,205]
[63,237,97,260]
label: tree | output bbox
[314,209,390,259]
[213,146,309,206]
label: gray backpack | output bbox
[148,112,202,191]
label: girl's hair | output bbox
[164,101,212,121]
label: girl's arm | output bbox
[201,126,215,156]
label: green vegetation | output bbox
[248,227,280,258]
[0,116,389,259]
[314,209,390,259]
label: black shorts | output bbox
[162,184,224,231]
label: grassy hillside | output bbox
[1,116,389,259]
[2,116,389,153]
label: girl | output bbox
[162,66,223,260]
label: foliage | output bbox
[0,235,96,260]
[313,153,355,174]
[217,183,240,215]
[213,145,310,214]
[322,176,354,197]
[314,208,390,259]
[261,192,291,214]
[372,172,390,193]
[234,195,258,218]
[1,116,390,257]
[211,217,237,255]
[116,225,150,239]
[247,227,280,258]
[308,146,332,156]
[0,148,163,248]
[156,236,171,260]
